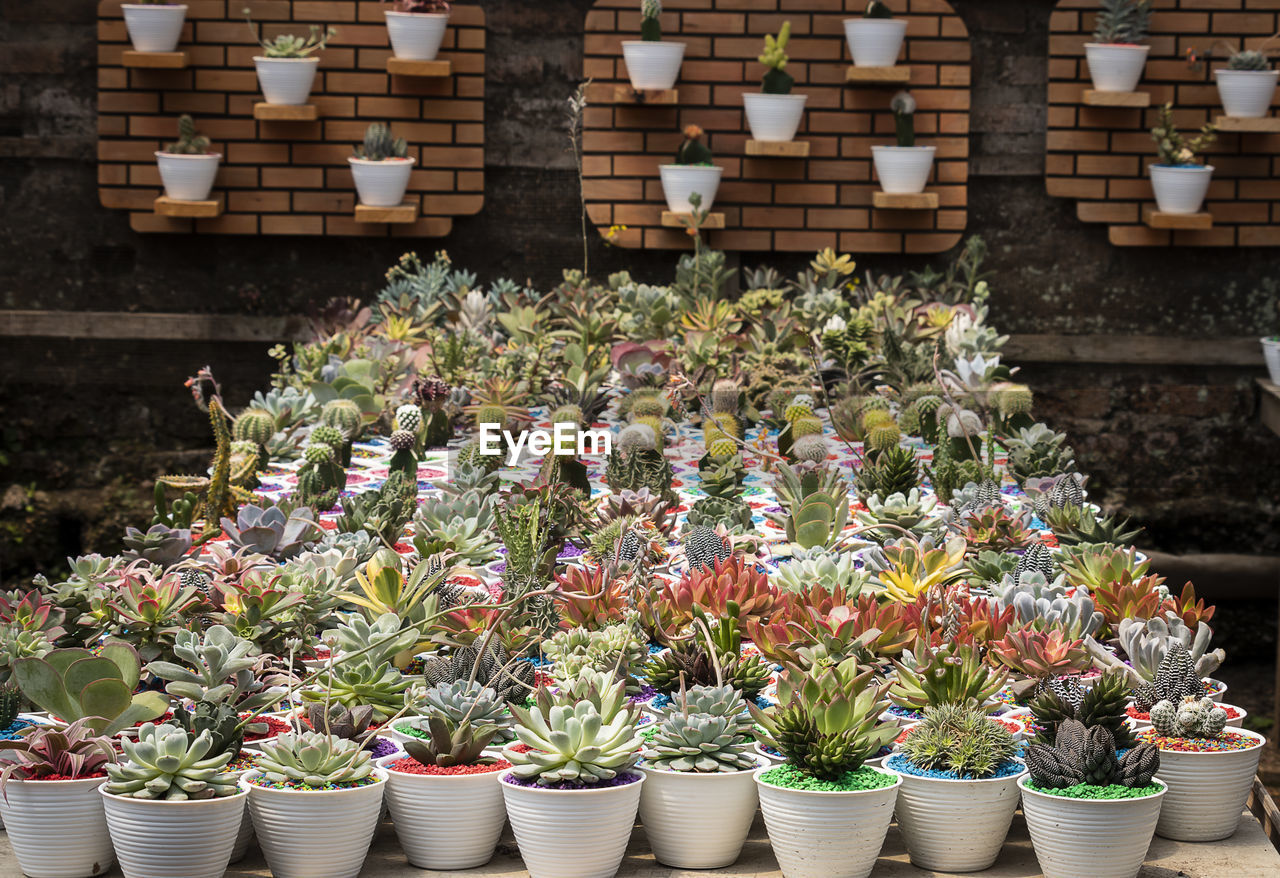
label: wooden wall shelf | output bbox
[122,51,187,69]
[155,195,223,218]
[386,58,451,77]
[610,85,679,104]
[745,140,809,158]
[355,202,419,224]
[874,191,939,210]
[1215,116,1280,133]
[252,103,319,121]
[845,66,911,84]
[661,211,725,229]
[1144,208,1212,230]
[1082,90,1150,108]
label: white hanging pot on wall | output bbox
[122,4,187,53]
[385,11,449,61]
[621,41,686,90]
[1149,164,1214,214]
[1084,44,1149,92]
[1215,69,1279,118]
[659,165,722,213]
[155,152,221,202]
[743,93,808,142]
[872,145,936,194]
[253,56,320,106]
[349,157,416,207]
[843,18,907,68]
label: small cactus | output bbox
[1150,696,1228,739]
[355,122,408,161]
[165,114,212,155]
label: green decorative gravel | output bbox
[760,764,896,793]
[393,722,430,740]
[1026,782,1164,800]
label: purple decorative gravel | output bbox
[886,704,926,722]
[501,771,642,791]
[369,737,401,759]
[628,684,658,704]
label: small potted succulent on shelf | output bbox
[885,704,1026,873]
[350,123,415,208]
[1149,103,1217,215]
[1262,300,1280,384]
[1138,694,1267,842]
[750,657,901,878]
[1214,36,1279,119]
[1020,720,1164,878]
[637,683,765,869]
[1085,0,1152,93]
[383,0,450,62]
[155,115,220,203]
[101,723,248,878]
[245,8,337,106]
[660,125,721,214]
[122,0,188,54]
[0,719,118,878]
[872,91,935,195]
[623,0,685,91]
[744,22,807,143]
[844,1,908,69]
[500,673,644,878]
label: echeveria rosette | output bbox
[104,724,240,800]
[506,700,641,786]
[253,731,375,788]
[642,712,756,773]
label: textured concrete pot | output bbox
[1154,728,1266,841]
[843,19,908,68]
[155,152,220,201]
[101,788,246,878]
[637,755,766,869]
[122,4,187,53]
[0,776,114,878]
[1019,775,1166,878]
[743,93,808,142]
[349,157,416,207]
[253,56,320,106]
[377,755,507,869]
[892,761,1027,872]
[385,11,449,61]
[755,765,902,878]
[1085,43,1149,92]
[621,41,686,90]
[1150,164,1214,214]
[1215,69,1278,118]
[872,145,936,194]
[659,164,722,212]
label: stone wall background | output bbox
[1,0,1278,577]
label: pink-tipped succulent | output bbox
[0,718,116,784]
[991,628,1089,678]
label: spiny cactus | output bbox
[165,114,212,155]
[759,22,793,95]
[640,0,662,42]
[1150,695,1228,739]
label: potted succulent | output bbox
[744,23,807,143]
[1020,719,1165,878]
[122,0,187,53]
[155,115,220,203]
[0,719,118,878]
[241,730,387,878]
[245,9,337,106]
[101,723,247,878]
[1086,0,1152,93]
[1140,695,1267,842]
[1263,303,1280,383]
[383,0,450,62]
[660,125,722,213]
[1215,39,1279,119]
[623,0,685,91]
[1149,103,1217,215]
[637,684,765,869]
[872,91,935,195]
[845,1,907,69]
[749,657,901,878]
[500,673,644,878]
[349,123,415,208]
[13,642,170,736]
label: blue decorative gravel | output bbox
[650,692,771,712]
[886,704,926,722]
[885,753,1024,781]
[0,719,34,741]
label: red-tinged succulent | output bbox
[949,595,1015,650]
[955,507,1035,554]
[991,629,1090,679]
[0,590,67,641]
[652,557,778,635]
[1092,570,1165,629]
[1161,580,1215,630]
[554,564,633,630]
[98,565,204,661]
[0,718,116,784]
[847,594,922,658]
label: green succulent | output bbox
[409,679,512,735]
[889,644,1008,713]
[544,623,647,693]
[898,704,1017,779]
[104,724,240,800]
[253,731,375,787]
[402,715,500,768]
[772,552,870,596]
[301,660,412,721]
[145,624,276,711]
[854,446,920,503]
[507,698,641,785]
[767,462,851,551]
[643,712,757,773]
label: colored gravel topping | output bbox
[501,770,642,790]
[1126,704,1240,722]
[387,757,510,776]
[1026,781,1164,800]
[1136,728,1259,753]
[0,719,36,741]
[243,715,292,742]
[885,753,1024,781]
[369,737,400,759]
[759,764,897,793]
[393,721,431,740]
[15,771,107,781]
[885,704,926,722]
[248,775,382,791]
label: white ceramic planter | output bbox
[890,760,1027,872]
[229,797,255,863]
[253,56,320,106]
[1204,677,1228,700]
[499,769,644,878]
[1262,337,1280,383]
[1150,164,1214,215]
[155,152,220,201]
[1215,69,1279,118]
[1153,728,1266,841]
[621,41,686,90]
[1019,775,1165,878]
[122,4,187,53]
[101,788,247,878]
[872,145,936,194]
[385,11,449,61]
[637,756,765,869]
[377,755,506,869]
[755,764,902,878]
[349,157,416,207]
[843,19,908,68]
[659,164,723,213]
[241,769,387,878]
[743,93,808,143]
[0,776,114,878]
[1085,43,1150,92]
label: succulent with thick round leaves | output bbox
[146,624,276,710]
[506,699,641,785]
[545,623,647,693]
[0,718,116,783]
[325,612,420,670]
[403,716,499,768]
[104,724,240,800]
[855,489,939,540]
[677,684,752,733]
[121,524,193,565]
[302,660,411,722]
[13,642,169,736]
[643,712,756,773]
[220,504,322,560]
[253,731,374,787]
[410,679,512,734]
[1150,695,1228,739]
[169,700,250,758]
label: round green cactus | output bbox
[321,398,363,439]
[234,408,276,446]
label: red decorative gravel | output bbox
[243,715,292,742]
[22,771,107,781]
[507,743,536,754]
[387,757,511,776]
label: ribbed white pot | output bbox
[349,157,415,207]
[1204,677,1228,700]
[122,4,187,53]
[0,776,114,878]
[843,19,908,68]
[253,56,320,106]
[1215,69,1279,118]
[743,93,808,143]
[1019,775,1166,878]
[101,788,247,878]
[872,145,936,194]
[241,769,387,878]
[637,756,765,869]
[499,769,644,878]
[1085,43,1150,92]
[755,765,902,878]
[229,796,255,863]
[659,164,722,212]
[1153,728,1266,841]
[891,760,1027,872]
[377,755,506,869]
[1262,337,1280,383]
[1150,164,1214,215]
[622,41,686,90]
[155,152,220,201]
[385,11,449,61]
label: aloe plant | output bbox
[14,642,169,735]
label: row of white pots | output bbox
[155,153,416,207]
[1087,43,1277,117]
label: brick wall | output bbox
[96,0,485,236]
[582,0,972,252]
[1047,0,1280,247]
